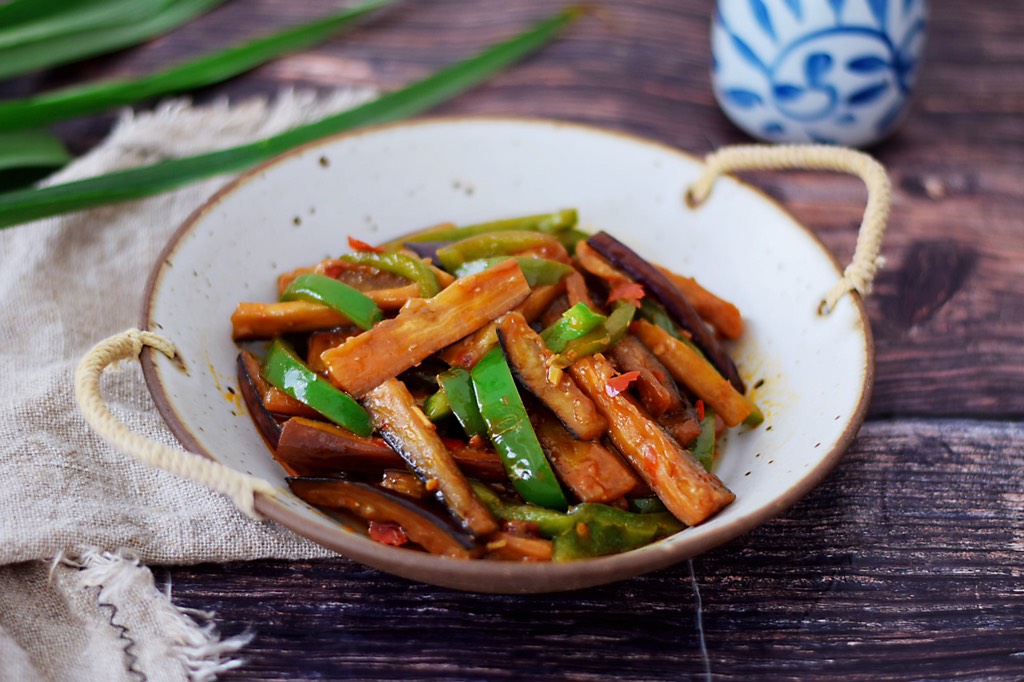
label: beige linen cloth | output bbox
[0,88,377,681]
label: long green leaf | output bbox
[0,7,582,230]
[0,131,72,172]
[0,0,227,80]
[0,0,133,30]
[0,0,68,26]
[0,0,397,131]
[0,0,167,50]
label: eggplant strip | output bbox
[495,311,607,441]
[631,319,756,428]
[231,301,348,340]
[380,469,428,499]
[361,283,431,309]
[277,417,394,475]
[323,259,531,397]
[606,336,702,445]
[443,440,508,481]
[235,349,322,419]
[538,293,571,329]
[230,292,457,343]
[586,231,745,392]
[307,330,357,373]
[531,408,639,504]
[287,478,477,558]
[608,335,679,418]
[485,532,554,562]
[654,265,743,339]
[237,351,283,448]
[438,281,563,369]
[569,354,735,526]
[574,239,630,286]
[261,386,321,418]
[276,416,506,480]
[362,379,498,538]
[564,270,595,308]
[657,409,704,449]
[578,243,742,339]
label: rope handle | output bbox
[684,144,891,315]
[74,328,275,520]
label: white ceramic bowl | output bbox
[141,117,872,593]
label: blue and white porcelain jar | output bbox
[711,0,927,147]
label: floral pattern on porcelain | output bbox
[711,0,927,146]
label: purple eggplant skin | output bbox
[401,240,450,262]
[236,351,283,448]
[586,231,745,393]
[286,477,478,557]
[276,417,397,476]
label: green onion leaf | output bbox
[0,0,168,50]
[0,0,397,131]
[0,0,227,80]
[0,7,582,230]
[0,131,72,172]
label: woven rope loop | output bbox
[685,144,891,315]
[74,329,275,519]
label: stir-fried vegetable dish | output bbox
[231,209,762,561]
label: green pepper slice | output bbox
[453,257,573,287]
[628,497,669,514]
[280,272,382,331]
[421,388,452,422]
[436,231,565,273]
[262,339,374,436]
[437,367,487,438]
[341,251,442,298]
[394,208,578,246]
[639,297,680,339]
[470,481,573,535]
[555,228,590,255]
[743,404,765,428]
[693,406,717,471]
[550,504,682,560]
[641,299,763,428]
[554,301,636,367]
[471,482,682,560]
[639,298,705,358]
[470,348,568,510]
[539,302,606,352]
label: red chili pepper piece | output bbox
[368,520,409,546]
[607,282,645,307]
[696,399,705,421]
[605,370,641,397]
[348,235,385,253]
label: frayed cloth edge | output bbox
[57,548,251,682]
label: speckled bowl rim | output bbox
[140,115,874,594]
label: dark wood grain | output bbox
[157,421,1024,681]
[9,0,1023,678]
[4,0,1020,418]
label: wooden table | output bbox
[15,1,1023,679]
